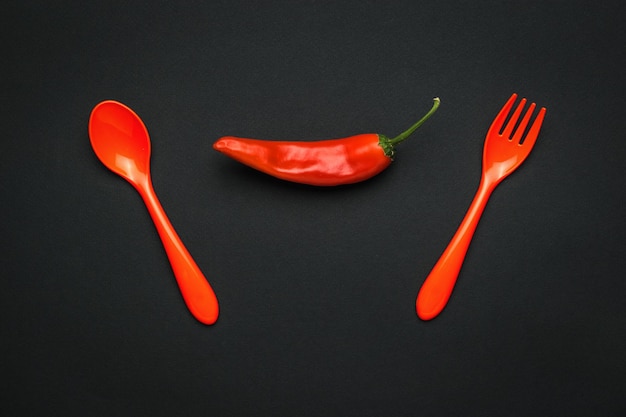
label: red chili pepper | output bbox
[213,98,440,186]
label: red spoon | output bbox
[88,100,219,325]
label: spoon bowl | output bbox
[89,100,219,325]
[89,101,151,186]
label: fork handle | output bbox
[416,179,495,320]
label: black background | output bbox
[3,1,625,416]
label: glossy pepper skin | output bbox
[213,98,440,186]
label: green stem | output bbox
[389,97,440,145]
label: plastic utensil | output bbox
[88,100,219,325]
[416,93,546,320]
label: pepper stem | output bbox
[389,97,440,146]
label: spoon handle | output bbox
[416,179,494,320]
[139,181,219,325]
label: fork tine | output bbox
[488,93,518,136]
[501,98,527,138]
[518,106,546,148]
[512,102,536,143]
